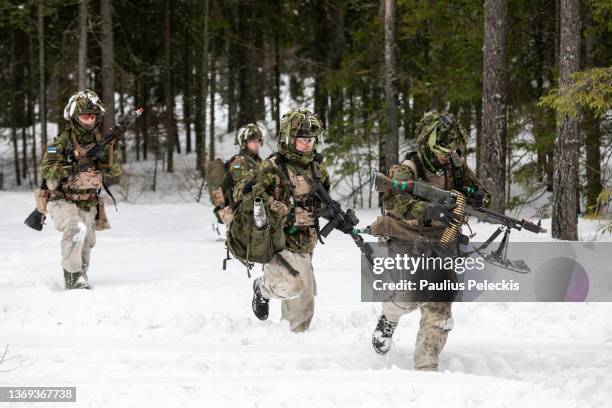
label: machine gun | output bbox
[371,169,547,273]
[312,182,374,265]
[24,108,144,231]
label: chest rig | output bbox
[402,151,470,251]
[273,153,324,230]
[68,129,114,170]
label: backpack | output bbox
[223,153,324,275]
[206,156,239,208]
[225,186,288,275]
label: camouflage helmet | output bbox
[63,89,106,128]
[279,108,325,145]
[415,112,468,168]
[235,123,263,147]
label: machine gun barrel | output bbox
[371,168,546,233]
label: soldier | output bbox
[371,112,487,370]
[41,90,122,290]
[210,124,263,227]
[249,108,333,333]
[229,124,264,203]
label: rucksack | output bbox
[206,156,239,208]
[223,153,324,275]
[225,186,288,275]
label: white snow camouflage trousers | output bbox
[47,199,97,274]
[383,300,453,370]
[259,249,317,332]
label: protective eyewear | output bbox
[296,136,316,145]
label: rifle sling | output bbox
[102,180,117,210]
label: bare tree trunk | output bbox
[101,0,115,131]
[194,48,204,171]
[9,28,21,187]
[209,55,216,161]
[134,77,140,161]
[274,0,281,136]
[227,39,237,133]
[118,72,127,160]
[21,124,28,181]
[78,0,88,90]
[552,0,580,240]
[475,100,482,178]
[141,80,148,160]
[196,0,209,173]
[480,0,507,213]
[164,0,175,172]
[29,35,38,185]
[237,2,255,125]
[183,29,193,154]
[328,1,345,132]
[38,0,47,156]
[383,0,399,172]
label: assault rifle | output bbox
[312,182,374,265]
[79,107,144,164]
[24,108,144,231]
[371,169,547,273]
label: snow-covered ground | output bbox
[1,191,611,407]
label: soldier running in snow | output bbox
[249,109,343,332]
[371,112,488,370]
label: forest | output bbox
[0,0,610,240]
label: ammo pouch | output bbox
[227,188,288,265]
[65,169,103,190]
[95,196,111,231]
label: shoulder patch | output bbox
[47,146,58,154]
[233,163,241,169]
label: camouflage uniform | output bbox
[41,90,122,289]
[214,124,263,225]
[251,109,330,332]
[229,148,261,203]
[374,112,486,370]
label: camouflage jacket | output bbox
[41,123,122,211]
[251,151,330,253]
[229,148,261,203]
[383,153,484,226]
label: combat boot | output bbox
[64,269,90,290]
[372,314,398,355]
[252,277,269,321]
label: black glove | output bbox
[425,202,457,225]
[116,112,134,129]
[467,190,485,207]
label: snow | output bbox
[1,191,611,407]
[1,74,611,406]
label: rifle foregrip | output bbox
[320,219,337,238]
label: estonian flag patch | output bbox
[47,146,58,154]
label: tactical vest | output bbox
[272,153,324,229]
[64,129,112,191]
[393,152,459,230]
